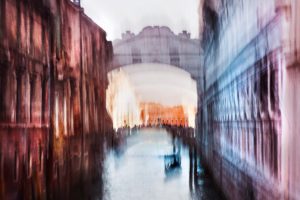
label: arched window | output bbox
[132,47,142,64]
[169,48,180,66]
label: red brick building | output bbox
[140,103,188,127]
[0,0,113,199]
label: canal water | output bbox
[102,128,223,200]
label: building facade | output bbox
[140,103,188,127]
[0,0,113,199]
[198,0,300,199]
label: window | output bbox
[39,141,43,173]
[14,150,19,181]
[132,48,142,64]
[169,48,180,66]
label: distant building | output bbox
[140,103,188,127]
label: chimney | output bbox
[73,0,80,6]
[179,31,191,39]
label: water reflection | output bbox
[103,128,223,200]
[0,127,223,199]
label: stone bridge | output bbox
[111,26,201,80]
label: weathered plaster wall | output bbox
[0,0,113,199]
[198,0,300,199]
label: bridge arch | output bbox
[106,63,198,129]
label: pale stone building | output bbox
[111,26,201,79]
[198,0,300,199]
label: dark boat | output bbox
[164,153,181,171]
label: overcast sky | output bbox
[81,0,199,41]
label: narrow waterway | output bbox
[103,128,223,200]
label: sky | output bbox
[81,0,200,41]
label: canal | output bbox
[103,128,223,200]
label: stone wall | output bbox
[198,0,300,199]
[0,0,113,199]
